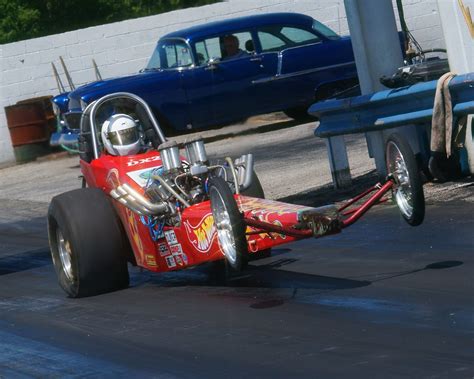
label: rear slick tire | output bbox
[48,188,130,298]
[385,133,425,226]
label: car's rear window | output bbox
[312,20,340,40]
[258,25,321,52]
[258,21,340,52]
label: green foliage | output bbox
[0,0,220,44]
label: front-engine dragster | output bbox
[47,93,425,298]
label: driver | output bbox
[101,114,142,156]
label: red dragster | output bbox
[47,93,425,297]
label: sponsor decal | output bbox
[170,244,188,266]
[184,214,217,253]
[181,252,188,265]
[139,215,164,241]
[174,253,183,266]
[158,243,170,257]
[164,230,178,245]
[170,244,183,255]
[145,254,157,267]
[126,166,162,187]
[165,255,176,269]
[127,155,162,167]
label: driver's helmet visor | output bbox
[108,127,138,146]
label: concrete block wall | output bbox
[0,0,444,165]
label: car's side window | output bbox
[258,32,286,52]
[195,37,221,65]
[257,25,321,52]
[194,31,254,65]
[146,39,193,70]
[280,27,320,44]
[163,41,193,68]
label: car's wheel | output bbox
[209,176,248,272]
[48,188,130,297]
[385,133,425,226]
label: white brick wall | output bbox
[0,0,444,165]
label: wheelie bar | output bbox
[339,180,394,228]
[243,179,395,239]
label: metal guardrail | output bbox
[309,72,474,138]
[308,72,474,188]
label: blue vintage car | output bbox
[53,12,362,132]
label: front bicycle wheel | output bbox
[385,133,425,226]
[208,176,248,272]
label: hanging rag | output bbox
[429,72,464,182]
[430,72,456,157]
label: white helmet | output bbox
[101,114,141,156]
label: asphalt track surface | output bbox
[0,119,473,378]
[0,197,473,378]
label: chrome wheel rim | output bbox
[386,141,413,218]
[210,187,237,264]
[57,229,74,281]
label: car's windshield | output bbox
[145,39,193,70]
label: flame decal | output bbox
[184,214,217,253]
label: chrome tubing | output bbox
[152,175,191,208]
[110,189,147,216]
[238,154,254,192]
[110,184,170,216]
[225,157,240,195]
[122,183,170,214]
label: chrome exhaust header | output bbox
[110,183,171,216]
[234,153,254,192]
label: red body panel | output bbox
[80,150,315,273]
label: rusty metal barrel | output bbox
[5,96,56,163]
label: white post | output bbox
[325,136,352,189]
[437,0,474,174]
[344,0,405,177]
[437,0,474,74]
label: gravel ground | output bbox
[0,114,472,207]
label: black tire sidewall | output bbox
[48,199,81,297]
[48,188,129,297]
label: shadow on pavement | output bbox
[129,248,371,293]
[278,170,380,207]
[347,260,464,283]
[0,249,51,276]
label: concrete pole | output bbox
[437,0,474,74]
[344,0,404,176]
[437,0,474,174]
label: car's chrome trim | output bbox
[252,61,355,85]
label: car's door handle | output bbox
[250,57,263,62]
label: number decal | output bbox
[127,155,161,167]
